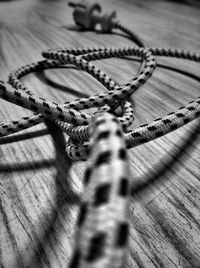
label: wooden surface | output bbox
[0,0,200,267]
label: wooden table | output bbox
[0,0,200,267]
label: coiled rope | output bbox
[0,21,200,268]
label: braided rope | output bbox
[69,112,130,268]
[0,47,155,138]
[0,20,200,268]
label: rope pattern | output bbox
[1,46,156,138]
[0,21,200,268]
[69,112,129,268]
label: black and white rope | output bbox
[0,20,200,268]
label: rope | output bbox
[0,21,200,268]
[69,112,130,268]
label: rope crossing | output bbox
[0,16,200,268]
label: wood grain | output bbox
[0,0,200,267]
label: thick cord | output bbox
[69,112,130,268]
